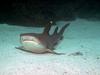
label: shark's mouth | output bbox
[21,35,39,43]
[20,35,45,49]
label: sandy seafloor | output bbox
[0,19,100,75]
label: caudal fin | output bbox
[58,23,70,35]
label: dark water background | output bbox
[0,0,100,27]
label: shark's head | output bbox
[20,34,46,50]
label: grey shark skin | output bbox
[16,22,70,55]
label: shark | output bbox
[16,21,70,55]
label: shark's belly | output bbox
[21,40,48,53]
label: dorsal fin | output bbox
[43,21,53,35]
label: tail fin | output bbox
[58,23,70,35]
[53,26,58,35]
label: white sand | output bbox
[0,19,100,75]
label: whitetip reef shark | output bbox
[16,21,70,55]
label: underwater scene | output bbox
[0,0,100,75]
